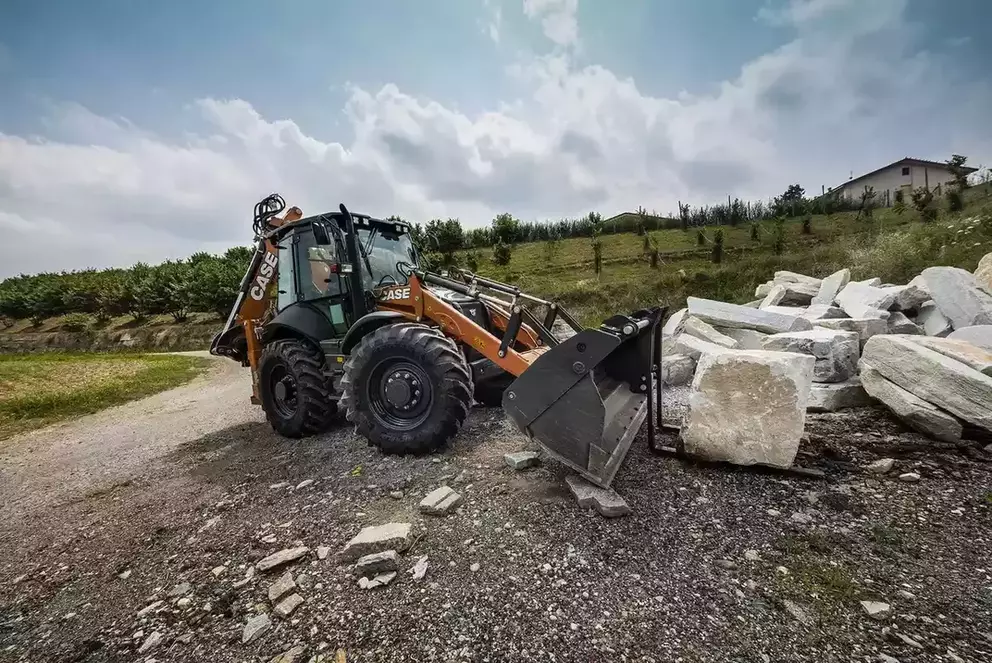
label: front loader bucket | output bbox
[502,308,665,488]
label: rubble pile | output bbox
[661,257,992,467]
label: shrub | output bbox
[911,187,937,222]
[711,229,724,264]
[61,312,92,332]
[772,218,786,255]
[946,189,964,212]
[464,250,480,273]
[750,222,760,242]
[591,237,603,276]
[696,229,706,246]
[893,200,907,216]
[801,215,812,235]
[491,241,512,267]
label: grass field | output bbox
[0,352,209,439]
[467,186,992,325]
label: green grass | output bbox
[0,352,209,439]
[464,188,992,325]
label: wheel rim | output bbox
[367,359,433,431]
[269,364,298,419]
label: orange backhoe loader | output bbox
[210,194,668,487]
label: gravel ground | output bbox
[0,356,990,663]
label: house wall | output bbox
[834,163,958,203]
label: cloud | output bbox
[0,0,989,277]
[522,0,579,47]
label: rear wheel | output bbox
[340,323,472,455]
[259,339,337,438]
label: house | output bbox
[829,157,977,205]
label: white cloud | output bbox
[0,0,989,277]
[522,0,579,47]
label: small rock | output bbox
[138,631,162,654]
[269,482,289,490]
[898,472,920,483]
[867,458,895,474]
[296,573,314,592]
[242,613,271,644]
[316,546,330,560]
[257,546,309,572]
[295,479,315,490]
[358,571,397,590]
[744,550,761,562]
[339,523,412,562]
[766,509,782,517]
[408,555,429,582]
[470,562,480,573]
[861,600,891,618]
[167,582,191,598]
[274,593,304,618]
[355,551,400,578]
[790,512,813,525]
[564,475,631,517]
[895,633,923,650]
[714,559,737,570]
[211,565,227,577]
[503,451,540,470]
[895,589,916,600]
[176,597,191,608]
[782,599,814,626]
[260,534,278,544]
[419,486,464,516]
[270,645,306,663]
[388,491,404,500]
[117,570,132,580]
[11,573,28,585]
[878,655,900,663]
[137,600,164,618]
[267,572,296,603]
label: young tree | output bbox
[911,186,938,222]
[425,218,464,267]
[772,218,786,255]
[711,229,724,264]
[696,229,707,246]
[801,214,812,235]
[543,230,561,264]
[678,202,690,231]
[491,240,512,267]
[750,222,761,242]
[491,213,522,245]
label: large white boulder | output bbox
[835,282,897,319]
[661,354,696,386]
[920,266,992,329]
[807,378,871,413]
[887,311,922,335]
[669,334,731,361]
[662,308,688,336]
[861,335,992,432]
[895,335,992,377]
[759,284,787,308]
[884,276,930,312]
[686,297,813,334]
[975,253,992,293]
[814,317,888,348]
[774,271,822,287]
[778,282,820,306]
[762,328,860,383]
[812,269,850,306]
[916,301,952,337]
[801,304,848,322]
[860,366,962,442]
[948,325,992,352]
[715,326,769,350]
[681,350,815,469]
[682,316,739,349]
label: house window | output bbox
[901,166,910,176]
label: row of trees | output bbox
[0,247,252,326]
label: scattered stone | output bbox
[682,316,739,349]
[762,328,860,383]
[256,546,309,573]
[681,350,814,468]
[242,613,271,644]
[714,327,769,350]
[355,550,400,578]
[419,486,464,515]
[316,546,330,560]
[176,597,191,608]
[921,266,992,328]
[260,534,278,545]
[273,593,304,618]
[270,645,306,663]
[807,378,871,412]
[686,296,813,334]
[782,599,814,626]
[211,565,227,577]
[887,312,921,335]
[388,490,404,500]
[790,512,813,525]
[867,458,895,474]
[835,281,897,319]
[470,562,481,572]
[895,589,916,600]
[167,582,191,598]
[117,570,131,580]
[503,451,540,470]
[898,472,920,483]
[138,631,162,654]
[269,482,289,490]
[894,633,923,650]
[564,475,631,517]
[137,600,164,618]
[812,268,851,306]
[714,559,737,570]
[267,572,296,603]
[339,522,412,562]
[408,555,429,582]
[862,335,992,432]
[948,325,992,352]
[860,366,963,442]
[358,571,397,590]
[814,317,888,348]
[879,654,901,663]
[661,353,697,385]
[295,479,315,490]
[898,335,992,376]
[744,550,761,561]
[916,301,953,337]
[861,600,891,618]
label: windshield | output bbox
[356,227,418,288]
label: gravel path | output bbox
[0,356,990,663]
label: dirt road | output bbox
[0,355,990,662]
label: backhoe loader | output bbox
[210,194,668,487]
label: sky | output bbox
[0,0,990,277]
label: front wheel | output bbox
[340,323,473,455]
[258,339,337,438]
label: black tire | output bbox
[259,339,337,438]
[473,373,513,407]
[340,323,472,455]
